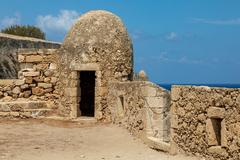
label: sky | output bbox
[0,0,240,84]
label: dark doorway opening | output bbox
[80,71,95,117]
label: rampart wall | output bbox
[171,85,240,160]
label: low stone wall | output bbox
[108,81,171,150]
[0,33,61,79]
[0,49,61,118]
[171,85,240,160]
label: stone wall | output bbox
[0,33,61,79]
[108,81,171,150]
[171,85,240,160]
[0,49,61,118]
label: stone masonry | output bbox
[171,85,240,160]
[0,10,239,160]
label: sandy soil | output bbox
[0,119,201,160]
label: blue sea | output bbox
[159,84,240,91]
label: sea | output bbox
[158,84,240,91]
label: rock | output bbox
[23,90,32,98]
[23,71,40,77]
[138,70,148,80]
[12,87,21,94]
[44,77,51,83]
[25,77,33,84]
[25,55,43,62]
[2,96,13,102]
[44,70,53,77]
[49,63,57,70]
[207,107,225,118]
[236,95,240,105]
[32,87,45,96]
[14,79,25,86]
[38,83,52,89]
[0,91,3,98]
[20,84,29,90]
[50,77,58,84]
[18,54,25,62]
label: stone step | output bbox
[146,136,170,152]
[0,101,48,112]
[0,108,53,118]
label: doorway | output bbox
[79,71,95,117]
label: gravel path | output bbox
[0,119,201,160]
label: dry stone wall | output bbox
[171,85,240,160]
[0,33,60,79]
[108,81,171,144]
[0,48,61,118]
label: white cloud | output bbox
[192,18,240,25]
[166,32,177,40]
[0,13,21,28]
[36,10,80,33]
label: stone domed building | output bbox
[58,10,133,121]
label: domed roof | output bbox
[63,10,132,51]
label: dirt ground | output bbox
[0,119,201,160]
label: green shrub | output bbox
[1,25,45,40]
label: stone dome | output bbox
[61,10,133,80]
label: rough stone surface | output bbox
[58,10,133,120]
[108,81,171,143]
[171,85,240,160]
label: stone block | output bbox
[12,87,21,94]
[49,63,57,70]
[207,107,225,118]
[50,77,58,84]
[141,86,157,97]
[65,88,79,97]
[206,118,221,146]
[18,54,25,62]
[23,71,40,77]
[33,76,44,82]
[20,63,34,70]
[208,146,227,155]
[221,119,227,147]
[38,83,52,89]
[236,95,240,105]
[32,87,45,96]
[14,79,25,86]
[171,87,181,101]
[145,97,164,108]
[25,55,43,62]
[23,90,31,98]
[25,77,33,84]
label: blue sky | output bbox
[0,0,240,84]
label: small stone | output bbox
[25,77,33,84]
[49,63,57,70]
[20,84,29,90]
[23,90,32,98]
[44,70,53,77]
[12,87,21,94]
[80,155,85,158]
[0,91,3,98]
[44,77,51,83]
[50,77,58,84]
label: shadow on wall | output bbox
[0,33,61,79]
